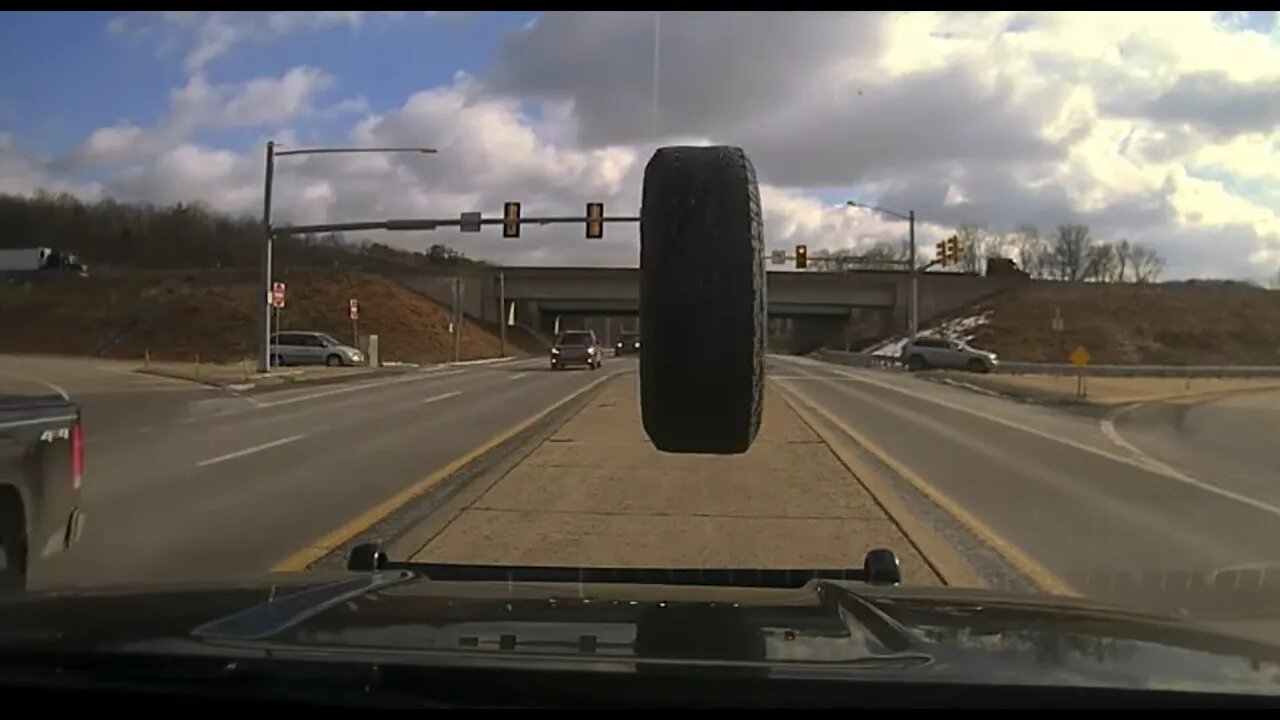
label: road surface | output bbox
[772,355,1280,616]
[8,354,626,589]
[1108,389,1280,506]
[11,352,1280,626]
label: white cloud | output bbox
[16,11,1280,281]
[72,67,334,169]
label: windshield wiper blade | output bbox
[367,563,875,589]
[348,543,904,588]
[193,572,414,641]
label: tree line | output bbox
[0,191,485,272]
[812,223,1167,283]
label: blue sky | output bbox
[0,11,535,156]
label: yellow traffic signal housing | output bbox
[586,202,604,239]
[795,244,808,269]
[503,201,521,238]
[945,235,959,264]
[935,241,946,263]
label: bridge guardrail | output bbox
[813,350,1280,378]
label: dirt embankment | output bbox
[0,269,518,364]
[964,282,1280,365]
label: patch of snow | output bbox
[865,311,993,357]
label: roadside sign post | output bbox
[270,282,286,368]
[451,278,463,363]
[498,272,506,358]
[1070,345,1090,398]
[349,298,359,348]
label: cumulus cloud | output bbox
[73,67,335,168]
[12,11,1280,280]
[474,11,1280,279]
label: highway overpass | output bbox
[398,266,1026,346]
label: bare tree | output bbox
[956,224,986,274]
[1128,243,1165,283]
[1011,224,1048,278]
[1048,224,1093,281]
[1084,242,1118,282]
[1113,239,1132,283]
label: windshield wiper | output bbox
[345,543,904,588]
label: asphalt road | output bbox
[13,350,1280,627]
[8,353,632,590]
[771,355,1280,618]
[1109,389,1280,507]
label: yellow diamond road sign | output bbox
[1070,346,1090,366]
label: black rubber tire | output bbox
[906,354,926,372]
[966,358,987,374]
[640,146,765,454]
[0,494,27,593]
[325,354,343,367]
[270,354,284,368]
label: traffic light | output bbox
[935,241,946,264]
[795,244,808,269]
[503,201,521,238]
[586,202,604,239]
[945,235,959,264]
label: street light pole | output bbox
[908,210,918,342]
[498,272,507,358]
[260,141,276,373]
[847,200,919,343]
[258,144,437,373]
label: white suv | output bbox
[900,337,997,373]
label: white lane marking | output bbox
[0,368,70,400]
[250,370,466,409]
[423,391,462,404]
[509,372,528,381]
[783,358,1280,520]
[196,434,306,467]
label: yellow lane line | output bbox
[271,370,622,572]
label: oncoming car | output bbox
[900,337,997,373]
[615,332,641,356]
[550,330,603,371]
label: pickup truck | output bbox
[0,395,85,591]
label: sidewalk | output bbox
[405,373,942,586]
[137,360,401,391]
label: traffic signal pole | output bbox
[260,141,275,374]
[909,210,918,343]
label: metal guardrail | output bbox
[814,350,1280,378]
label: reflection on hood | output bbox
[3,574,1280,694]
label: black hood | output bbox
[3,571,1280,695]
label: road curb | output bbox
[775,381,990,590]
[383,372,627,562]
[930,370,1280,409]
[135,365,419,394]
[447,356,520,368]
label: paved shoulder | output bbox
[405,373,944,586]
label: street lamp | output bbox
[260,143,438,372]
[847,200,918,342]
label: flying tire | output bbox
[639,146,765,455]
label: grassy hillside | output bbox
[0,269,518,365]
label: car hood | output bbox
[3,572,1280,693]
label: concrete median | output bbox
[396,373,952,586]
